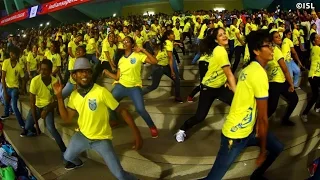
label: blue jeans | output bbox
[64,132,136,180]
[111,84,155,128]
[87,54,99,65]
[286,60,301,87]
[62,81,75,99]
[4,88,24,128]
[25,107,66,152]
[173,55,179,76]
[204,132,284,179]
[192,38,201,64]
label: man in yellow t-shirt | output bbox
[22,60,68,159]
[52,57,142,174]
[1,47,25,129]
[204,30,283,180]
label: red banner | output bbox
[39,0,90,15]
[0,9,29,26]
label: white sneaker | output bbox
[175,130,186,143]
[315,108,320,113]
[300,114,308,123]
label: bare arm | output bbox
[256,98,268,155]
[222,66,237,93]
[68,47,75,58]
[290,47,303,66]
[278,58,294,88]
[236,32,245,46]
[104,68,120,80]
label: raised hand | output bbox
[53,81,63,96]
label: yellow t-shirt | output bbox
[68,84,119,140]
[156,49,169,66]
[261,26,268,30]
[229,25,236,40]
[217,21,224,28]
[244,44,250,63]
[117,32,126,49]
[299,29,305,44]
[282,38,294,61]
[236,18,242,28]
[251,24,258,31]
[222,61,269,139]
[198,54,210,63]
[151,24,161,34]
[45,51,61,72]
[134,36,145,48]
[68,40,78,62]
[100,40,117,62]
[245,23,251,36]
[29,75,57,108]
[68,58,77,84]
[183,22,191,33]
[309,46,320,78]
[86,38,96,54]
[292,29,300,46]
[19,56,26,69]
[0,49,4,62]
[117,52,147,87]
[2,59,24,88]
[27,52,39,71]
[234,28,245,47]
[266,46,285,83]
[165,40,174,52]
[194,22,201,35]
[141,30,156,41]
[172,27,182,40]
[202,46,230,88]
[198,24,207,40]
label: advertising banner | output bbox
[38,0,90,15]
[0,9,29,26]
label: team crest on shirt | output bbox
[316,62,320,73]
[88,99,97,111]
[239,72,247,81]
[130,58,136,64]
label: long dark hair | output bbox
[282,29,291,41]
[114,36,135,64]
[310,32,318,46]
[199,27,224,56]
[159,30,173,51]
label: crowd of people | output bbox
[0,7,320,179]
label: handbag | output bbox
[0,166,15,180]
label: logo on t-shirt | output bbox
[130,58,136,64]
[88,99,97,111]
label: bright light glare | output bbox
[40,23,43,27]
[22,34,26,38]
[143,11,154,16]
[113,13,116,17]
[46,22,50,25]
[213,7,225,12]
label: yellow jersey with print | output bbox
[45,51,61,72]
[142,30,156,41]
[229,25,236,40]
[243,44,250,63]
[245,23,251,36]
[27,52,39,71]
[117,32,126,49]
[267,17,274,25]
[234,28,245,47]
[266,46,285,83]
[151,24,161,34]
[134,35,145,48]
[30,75,57,108]
[202,46,230,88]
[251,24,258,31]
[222,61,269,139]
[292,29,300,46]
[100,40,117,62]
[183,22,191,33]
[117,52,147,87]
[68,40,78,62]
[86,38,96,54]
[156,49,169,66]
[68,84,119,140]
[281,38,294,62]
[198,24,207,40]
[309,46,320,78]
[172,27,182,40]
[299,29,305,44]
[2,59,24,88]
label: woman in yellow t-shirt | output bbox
[27,45,40,78]
[232,22,246,73]
[44,41,63,81]
[142,32,182,101]
[175,27,236,143]
[104,36,159,138]
[267,31,298,126]
[281,30,303,88]
[301,33,320,122]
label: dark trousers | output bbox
[189,61,209,98]
[268,81,298,122]
[92,61,112,83]
[174,40,185,56]
[228,39,235,61]
[303,77,320,115]
[182,32,192,44]
[180,85,234,131]
[142,65,181,98]
[232,46,245,73]
[204,132,283,180]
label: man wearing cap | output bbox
[53,57,142,178]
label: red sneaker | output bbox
[187,96,194,103]
[150,127,158,138]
